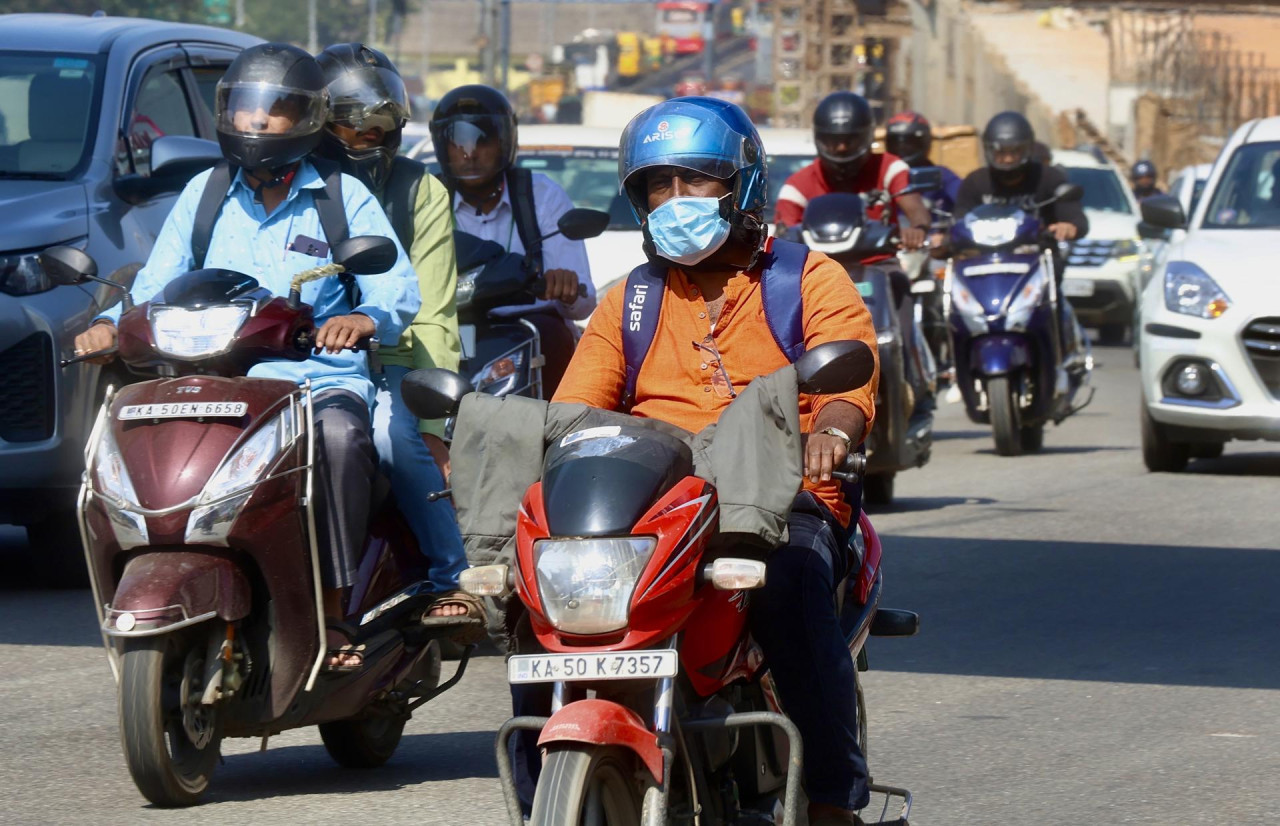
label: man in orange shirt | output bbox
[551,98,880,826]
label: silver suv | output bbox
[0,14,258,583]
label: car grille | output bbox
[0,333,55,442]
[1065,239,1117,268]
[1242,317,1280,399]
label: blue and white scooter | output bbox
[946,185,1094,455]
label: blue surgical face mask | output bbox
[647,195,732,266]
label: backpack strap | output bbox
[758,238,809,362]
[308,158,355,306]
[190,162,234,270]
[506,167,543,276]
[619,261,668,413]
[383,156,426,253]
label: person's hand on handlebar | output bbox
[928,229,949,258]
[73,320,119,364]
[1047,222,1079,242]
[315,313,376,354]
[542,268,582,304]
[900,226,928,250]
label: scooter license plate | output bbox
[1062,279,1095,297]
[117,402,248,420]
[508,649,679,684]
[459,324,477,359]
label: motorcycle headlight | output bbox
[150,305,249,358]
[1004,268,1050,332]
[1163,261,1230,319]
[949,277,989,335]
[534,537,657,635]
[0,238,87,296]
[472,344,530,396]
[186,406,296,545]
[965,214,1020,247]
[455,267,481,310]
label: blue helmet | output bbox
[619,97,767,223]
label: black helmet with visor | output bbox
[215,43,329,173]
[315,43,411,192]
[429,84,517,189]
[982,111,1036,174]
[813,92,876,179]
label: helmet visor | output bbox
[327,66,409,132]
[815,129,872,164]
[432,114,514,182]
[985,138,1032,171]
[216,82,328,138]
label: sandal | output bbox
[420,590,488,645]
[324,621,366,672]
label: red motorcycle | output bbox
[405,341,918,826]
[42,240,476,807]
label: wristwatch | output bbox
[819,426,852,448]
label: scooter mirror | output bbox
[333,236,398,275]
[39,245,98,286]
[555,208,610,241]
[906,166,944,193]
[402,368,475,420]
[795,340,876,395]
[1054,183,1084,203]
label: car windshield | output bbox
[1202,142,1280,229]
[517,147,639,230]
[766,154,812,223]
[0,52,101,178]
[1061,166,1133,214]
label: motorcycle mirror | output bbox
[1053,183,1084,203]
[553,208,610,241]
[795,340,876,395]
[39,246,98,286]
[402,368,475,420]
[333,236,398,275]
[906,166,944,192]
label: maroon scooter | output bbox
[43,239,476,808]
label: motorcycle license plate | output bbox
[459,324,477,359]
[117,402,248,420]
[508,650,678,684]
[1062,279,1095,298]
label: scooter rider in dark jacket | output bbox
[1130,159,1163,199]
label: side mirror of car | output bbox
[1136,221,1172,241]
[1053,183,1085,203]
[795,340,876,395]
[554,208,611,241]
[333,236,398,275]
[113,136,223,204]
[402,368,475,420]
[1139,194,1187,231]
[39,245,98,286]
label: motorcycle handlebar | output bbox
[60,347,117,368]
[830,453,867,484]
[528,279,588,301]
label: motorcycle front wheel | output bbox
[988,376,1024,457]
[530,746,645,826]
[119,635,223,807]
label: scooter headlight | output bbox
[150,305,250,359]
[92,426,149,549]
[949,277,989,335]
[1004,268,1050,333]
[534,537,657,635]
[186,406,297,545]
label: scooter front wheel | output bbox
[530,745,645,826]
[988,376,1023,457]
[119,635,222,807]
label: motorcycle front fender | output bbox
[970,334,1032,378]
[538,698,665,784]
[103,550,250,637]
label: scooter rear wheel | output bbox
[319,715,407,768]
[530,745,645,826]
[119,635,222,807]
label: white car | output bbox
[1168,162,1213,217]
[1136,117,1280,471]
[410,124,820,302]
[1054,148,1145,344]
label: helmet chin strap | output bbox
[244,163,299,202]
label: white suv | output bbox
[1053,148,1145,344]
[1136,117,1280,471]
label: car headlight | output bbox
[1004,268,1050,333]
[949,277,988,335]
[472,344,530,396]
[1112,238,1142,262]
[0,238,87,296]
[1163,261,1230,319]
[186,406,296,545]
[455,267,481,310]
[150,305,249,358]
[534,537,657,635]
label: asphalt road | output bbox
[2,344,1277,825]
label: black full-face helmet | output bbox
[315,43,411,193]
[429,85,517,190]
[885,110,933,166]
[813,91,876,180]
[982,111,1035,175]
[215,43,330,172]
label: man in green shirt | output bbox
[316,44,479,629]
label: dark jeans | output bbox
[521,309,577,399]
[510,492,870,813]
